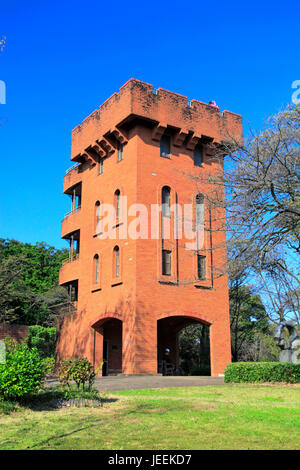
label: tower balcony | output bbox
[62,181,82,238]
[63,164,83,193]
[59,256,80,286]
[61,208,81,239]
[60,228,80,286]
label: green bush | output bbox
[0,344,46,399]
[58,357,95,390]
[27,325,56,358]
[57,358,74,387]
[224,362,300,384]
[42,357,56,376]
[3,336,18,353]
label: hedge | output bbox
[224,362,300,384]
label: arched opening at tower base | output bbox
[157,316,210,376]
[92,318,122,376]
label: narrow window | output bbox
[98,157,103,174]
[94,254,99,284]
[197,254,206,280]
[194,144,203,167]
[95,201,101,233]
[162,249,171,276]
[160,135,170,158]
[162,186,171,217]
[114,246,120,278]
[114,190,121,219]
[196,194,204,229]
[196,194,204,251]
[117,142,123,162]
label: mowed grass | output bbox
[0,384,299,450]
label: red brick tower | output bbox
[57,79,242,376]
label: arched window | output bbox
[113,246,120,278]
[93,254,100,284]
[95,201,101,233]
[162,186,171,217]
[114,189,121,219]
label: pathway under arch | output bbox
[157,315,211,374]
[91,317,123,376]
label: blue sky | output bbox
[0,0,299,249]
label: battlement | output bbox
[71,78,242,161]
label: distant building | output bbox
[56,79,242,376]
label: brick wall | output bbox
[0,324,29,342]
[57,79,243,376]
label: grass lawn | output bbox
[0,384,299,450]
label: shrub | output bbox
[0,344,46,399]
[224,362,300,384]
[71,358,96,390]
[42,357,56,376]
[3,336,18,353]
[27,326,56,358]
[32,385,101,409]
[58,358,95,390]
[57,358,74,387]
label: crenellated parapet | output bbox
[70,79,242,162]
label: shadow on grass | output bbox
[27,417,106,449]
[27,398,119,412]
[1,386,119,414]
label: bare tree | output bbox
[225,105,299,256]
[223,105,300,324]
[184,105,300,324]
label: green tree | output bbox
[0,255,31,323]
[27,325,57,357]
[179,324,210,375]
[0,239,68,293]
[230,285,270,362]
[0,239,69,325]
